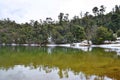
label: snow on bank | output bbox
[93,44,120,49]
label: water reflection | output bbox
[104,48,120,56]
[47,46,55,54]
[70,46,92,52]
[0,65,113,80]
[0,46,120,80]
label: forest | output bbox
[0,5,120,45]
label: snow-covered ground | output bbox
[93,44,120,49]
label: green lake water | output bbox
[0,46,120,80]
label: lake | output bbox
[0,46,120,80]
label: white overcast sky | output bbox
[0,0,120,23]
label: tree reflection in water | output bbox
[0,46,120,80]
[0,65,113,80]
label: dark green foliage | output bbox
[117,30,120,37]
[72,25,85,42]
[0,5,119,45]
[110,14,120,32]
[92,26,115,44]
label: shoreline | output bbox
[1,43,120,49]
[1,43,120,55]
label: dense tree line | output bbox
[0,5,120,45]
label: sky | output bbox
[0,0,120,23]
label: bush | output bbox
[92,26,115,44]
[117,29,120,37]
